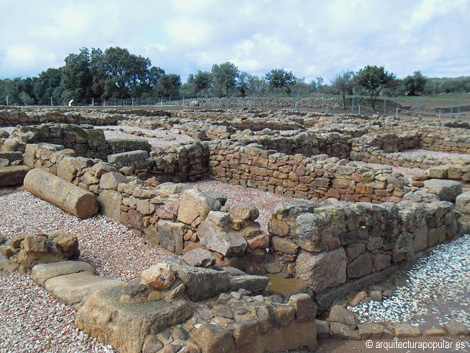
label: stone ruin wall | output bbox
[267,197,461,310]
[1,115,468,310]
[17,142,463,311]
[208,141,408,203]
[0,107,122,126]
[0,123,151,162]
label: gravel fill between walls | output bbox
[349,234,470,327]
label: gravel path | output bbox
[95,125,194,150]
[349,234,470,328]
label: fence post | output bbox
[51,96,53,106]
[321,97,324,113]
[456,99,462,119]
[358,105,361,115]
[383,98,386,116]
[351,96,355,114]
[396,107,398,119]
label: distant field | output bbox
[391,93,470,110]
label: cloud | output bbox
[0,0,469,80]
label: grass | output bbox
[391,93,470,109]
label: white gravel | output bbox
[0,271,115,353]
[0,191,171,281]
[95,125,194,150]
[0,190,174,352]
[349,234,470,327]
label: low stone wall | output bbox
[420,132,470,153]
[350,131,470,174]
[1,123,108,159]
[147,142,208,182]
[267,192,462,310]
[208,141,410,203]
[1,123,155,161]
[0,107,122,127]
[238,131,351,159]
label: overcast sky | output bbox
[0,0,469,82]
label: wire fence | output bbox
[2,95,469,119]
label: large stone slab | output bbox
[423,179,462,202]
[230,275,270,292]
[0,165,30,186]
[44,271,123,305]
[0,151,23,163]
[295,247,347,293]
[456,191,470,215]
[107,149,149,164]
[157,220,184,255]
[31,260,95,286]
[97,190,122,221]
[197,221,247,257]
[177,189,220,225]
[76,285,192,353]
[173,264,231,301]
[24,168,98,219]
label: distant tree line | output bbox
[0,46,469,106]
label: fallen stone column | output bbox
[24,168,98,219]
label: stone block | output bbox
[423,179,462,202]
[97,190,122,222]
[456,191,470,215]
[31,260,95,286]
[181,248,216,267]
[158,220,184,255]
[0,165,30,186]
[177,189,220,225]
[99,172,128,190]
[295,247,347,293]
[347,253,374,279]
[288,293,317,321]
[197,221,247,257]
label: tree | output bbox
[332,70,354,109]
[34,68,63,105]
[62,47,93,103]
[155,74,181,99]
[0,77,37,105]
[101,47,151,99]
[237,72,250,97]
[355,65,395,110]
[89,48,106,100]
[244,75,267,94]
[403,71,427,96]
[193,71,212,96]
[212,62,239,96]
[265,69,296,94]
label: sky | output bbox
[0,0,469,82]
